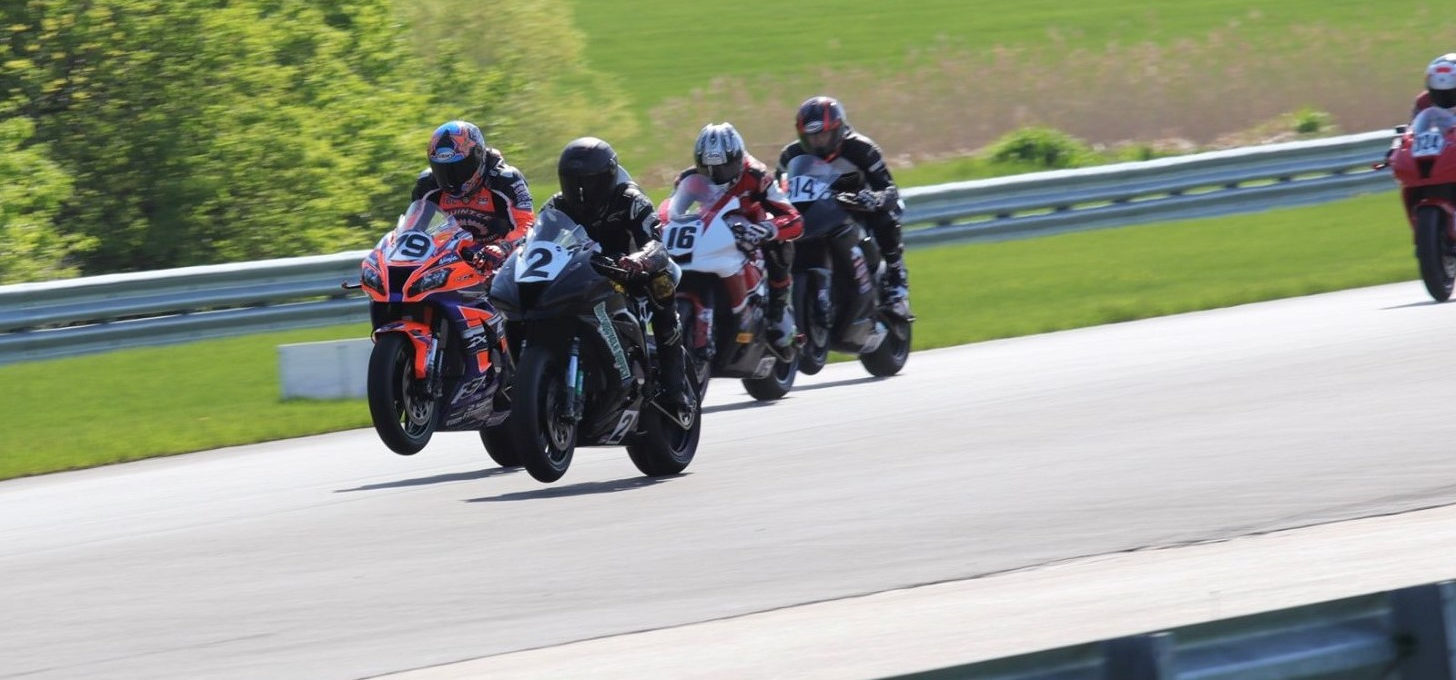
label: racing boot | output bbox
[881,254,911,318]
[765,282,796,351]
[655,336,694,420]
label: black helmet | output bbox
[557,137,620,220]
[427,121,489,196]
[795,96,848,159]
[694,123,745,185]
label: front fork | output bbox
[564,337,585,422]
[375,320,445,399]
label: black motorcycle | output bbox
[489,207,702,483]
[783,155,913,377]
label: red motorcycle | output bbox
[1391,107,1456,301]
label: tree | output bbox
[0,103,87,283]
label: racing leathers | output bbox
[777,131,909,314]
[541,182,693,414]
[411,150,535,275]
[675,153,804,349]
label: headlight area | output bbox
[361,266,385,294]
[408,268,452,297]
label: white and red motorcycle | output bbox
[657,173,799,401]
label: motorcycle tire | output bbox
[1415,205,1455,302]
[742,350,799,401]
[367,332,437,455]
[480,424,522,468]
[627,363,702,477]
[860,317,911,377]
[509,346,576,483]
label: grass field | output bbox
[565,0,1447,186]
[0,190,1413,481]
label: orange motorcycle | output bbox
[357,200,518,463]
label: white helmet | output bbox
[1426,53,1456,108]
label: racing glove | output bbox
[731,220,777,253]
[465,243,508,272]
[836,189,883,213]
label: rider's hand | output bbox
[467,243,508,271]
[731,220,777,251]
[836,189,881,212]
[616,255,648,279]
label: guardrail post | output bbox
[1102,632,1174,679]
[1390,581,1456,679]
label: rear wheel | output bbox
[480,424,521,468]
[742,349,798,400]
[508,346,576,483]
[860,317,911,377]
[627,363,702,477]
[367,333,438,455]
[1416,205,1455,302]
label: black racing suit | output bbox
[777,131,907,288]
[540,183,689,409]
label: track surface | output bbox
[3,282,1455,679]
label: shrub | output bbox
[1291,107,1334,134]
[985,127,1093,169]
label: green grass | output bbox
[568,0,1395,118]
[0,324,372,480]
[0,191,1413,480]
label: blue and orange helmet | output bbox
[427,121,489,196]
[795,96,849,159]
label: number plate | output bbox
[515,242,569,282]
[389,232,435,262]
[786,175,829,203]
[663,220,700,256]
[1414,130,1446,158]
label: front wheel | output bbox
[1415,205,1455,302]
[508,346,577,483]
[367,332,439,455]
[796,278,830,376]
[860,317,911,377]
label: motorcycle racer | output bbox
[536,137,693,416]
[677,122,803,349]
[410,120,534,275]
[777,96,909,316]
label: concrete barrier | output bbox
[278,338,371,400]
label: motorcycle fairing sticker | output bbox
[607,410,638,444]
[593,302,632,381]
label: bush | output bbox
[985,127,1093,169]
[1290,107,1334,135]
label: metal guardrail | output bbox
[887,581,1456,680]
[900,129,1394,245]
[0,251,372,363]
[0,130,1398,364]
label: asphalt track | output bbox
[3,281,1456,679]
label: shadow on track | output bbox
[466,475,675,502]
[792,375,887,393]
[1382,300,1445,310]
[336,466,518,492]
[704,375,889,414]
